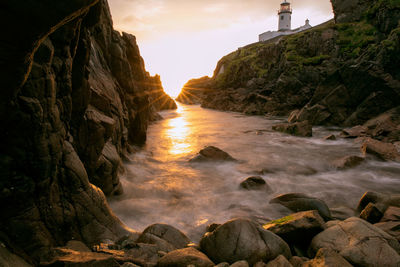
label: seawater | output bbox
[109,104,400,241]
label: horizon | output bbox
[108,0,334,97]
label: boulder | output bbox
[323,135,336,141]
[157,247,214,267]
[340,125,367,138]
[374,221,400,241]
[359,202,385,223]
[361,138,400,162]
[240,176,272,191]
[331,155,364,169]
[215,262,230,267]
[330,207,356,221]
[309,217,400,266]
[289,256,306,267]
[0,245,32,267]
[200,218,291,265]
[231,260,250,267]
[303,248,352,267]
[136,224,190,253]
[270,193,332,221]
[381,206,400,222]
[190,146,237,162]
[64,241,91,252]
[357,191,400,213]
[265,255,292,267]
[272,121,312,137]
[263,211,326,247]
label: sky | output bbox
[108,0,334,97]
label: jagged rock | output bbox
[200,218,291,265]
[240,176,272,191]
[340,125,368,138]
[361,138,400,162]
[270,193,332,221]
[157,247,214,267]
[309,217,400,266]
[265,255,292,267]
[362,106,400,143]
[231,260,250,267]
[272,121,312,137]
[331,155,364,169]
[303,248,352,267]
[263,211,326,247]
[136,224,190,253]
[190,146,236,162]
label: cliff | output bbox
[0,0,175,263]
[178,0,400,128]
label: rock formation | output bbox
[177,0,400,135]
[0,0,175,263]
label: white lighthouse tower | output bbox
[278,0,292,31]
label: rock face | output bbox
[0,0,175,263]
[310,217,400,266]
[177,0,400,131]
[200,219,291,265]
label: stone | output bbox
[200,218,291,265]
[157,247,214,267]
[360,202,384,223]
[121,263,141,267]
[230,260,249,267]
[136,224,191,252]
[0,245,33,267]
[381,206,400,222]
[289,256,305,267]
[265,255,292,267]
[323,135,336,141]
[309,217,400,266]
[340,125,367,138]
[272,121,312,137]
[374,221,400,241]
[190,146,237,162]
[303,248,352,267]
[263,211,326,247]
[270,193,332,221]
[240,176,272,191]
[215,262,230,267]
[64,240,91,252]
[357,191,400,213]
[331,155,364,169]
[330,207,355,221]
[361,138,400,162]
[206,223,221,233]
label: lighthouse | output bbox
[278,0,292,31]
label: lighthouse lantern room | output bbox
[278,0,292,31]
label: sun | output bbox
[161,77,185,99]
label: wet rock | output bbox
[270,193,332,221]
[263,211,326,247]
[136,224,190,252]
[272,121,312,137]
[303,248,352,267]
[309,217,400,266]
[357,191,400,214]
[190,146,237,162]
[265,255,292,267]
[231,260,249,267]
[323,135,336,141]
[374,221,400,241]
[157,247,214,267]
[361,138,400,162]
[340,125,367,138]
[360,202,385,223]
[381,206,400,222]
[332,155,364,169]
[240,176,272,191]
[200,218,291,265]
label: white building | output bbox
[259,1,312,42]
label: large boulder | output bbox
[270,193,332,221]
[190,146,237,162]
[200,218,291,265]
[361,138,400,162]
[157,247,214,267]
[272,121,312,137]
[303,248,352,267]
[263,211,326,247]
[331,155,364,170]
[309,217,400,266]
[136,224,190,253]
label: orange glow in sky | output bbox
[108,0,334,98]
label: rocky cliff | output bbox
[0,0,175,263]
[178,0,400,129]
